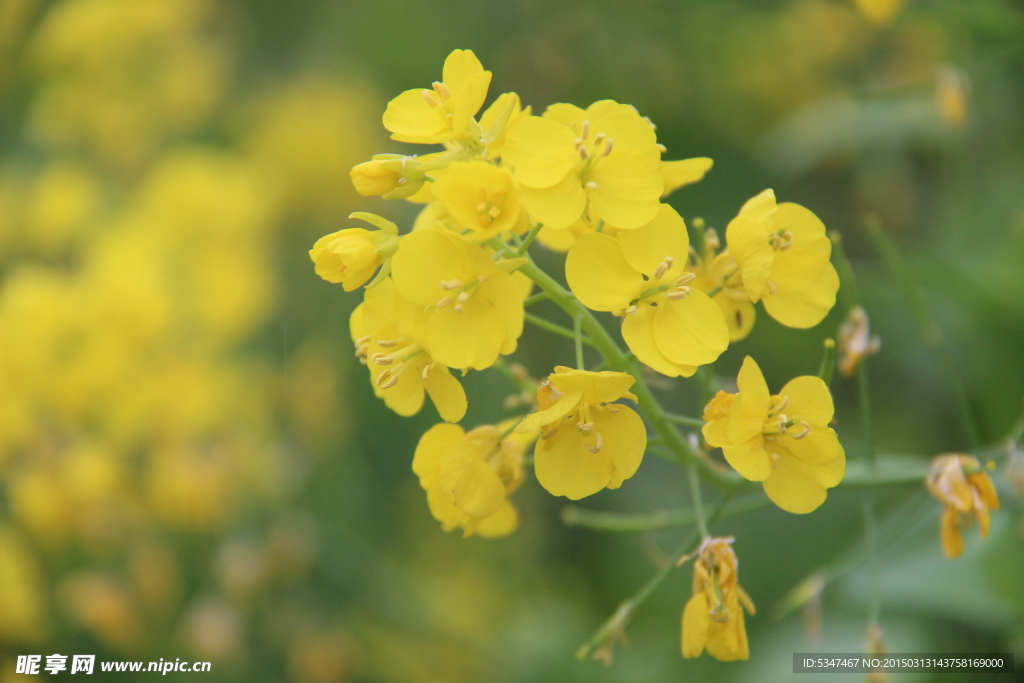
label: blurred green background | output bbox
[1,0,1023,681]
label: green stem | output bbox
[818,338,836,387]
[561,494,770,533]
[576,491,736,661]
[665,413,706,429]
[863,218,980,447]
[574,314,585,370]
[523,291,549,306]
[501,241,740,489]
[524,311,596,347]
[517,223,542,255]
[688,465,710,539]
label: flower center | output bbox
[762,395,812,442]
[435,275,487,312]
[474,186,506,227]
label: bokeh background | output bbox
[1,0,1023,681]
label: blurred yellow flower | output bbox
[383,49,491,146]
[660,157,713,197]
[517,367,645,500]
[682,537,755,661]
[310,212,400,291]
[503,101,663,229]
[853,0,906,25]
[837,305,880,377]
[390,229,529,370]
[0,526,47,644]
[350,277,467,423]
[566,205,728,377]
[926,454,1000,559]
[412,421,535,538]
[702,356,845,513]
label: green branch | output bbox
[562,493,768,533]
[524,312,596,347]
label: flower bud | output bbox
[350,160,402,197]
[309,215,400,291]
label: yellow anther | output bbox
[371,352,393,366]
[766,280,778,295]
[421,364,431,381]
[585,180,598,191]
[441,279,463,290]
[576,421,595,434]
[579,120,591,139]
[475,201,488,212]
[667,287,691,300]
[654,256,674,280]
[431,81,451,100]
[354,335,372,347]
[376,338,402,348]
[643,116,656,129]
[624,304,638,316]
[604,139,614,156]
[656,143,667,153]
[422,91,439,107]
[676,272,696,286]
[488,206,502,218]
[436,295,453,308]
[578,146,590,160]
[593,132,606,146]
[769,451,781,467]
[584,431,604,454]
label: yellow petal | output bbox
[763,448,846,514]
[542,102,587,128]
[940,506,964,558]
[591,107,660,162]
[705,592,749,661]
[617,204,689,277]
[439,441,505,519]
[622,305,697,378]
[717,293,756,342]
[426,482,467,530]
[726,190,776,302]
[778,428,844,466]
[413,423,465,486]
[722,438,773,482]
[391,229,474,306]
[534,426,614,500]
[450,71,492,138]
[597,405,647,489]
[427,294,506,370]
[474,500,519,538]
[778,375,834,426]
[548,368,636,406]
[382,89,450,144]
[661,157,713,197]
[682,592,710,658]
[423,364,467,422]
[504,116,578,188]
[727,357,771,444]
[967,472,1000,512]
[652,290,729,368]
[566,233,643,311]
[518,173,587,230]
[517,389,582,434]
[588,151,663,229]
[442,49,490,119]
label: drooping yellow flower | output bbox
[390,229,530,370]
[309,212,399,291]
[926,454,1000,559]
[350,277,467,422]
[837,305,880,377]
[566,205,729,377]
[516,367,646,500]
[502,100,663,230]
[432,160,523,240]
[682,537,755,661]
[350,158,404,197]
[661,157,713,198]
[382,49,491,145]
[412,420,537,538]
[716,190,839,328]
[702,357,845,513]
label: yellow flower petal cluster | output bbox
[517,367,646,500]
[432,160,524,240]
[383,49,492,146]
[926,454,1000,559]
[309,212,399,291]
[703,357,845,513]
[566,205,729,377]
[350,278,467,423]
[503,100,663,230]
[682,537,755,661]
[412,420,537,538]
[719,190,839,330]
[391,229,530,370]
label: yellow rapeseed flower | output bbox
[390,229,530,370]
[517,367,646,500]
[721,190,839,329]
[382,49,491,145]
[566,205,729,377]
[350,277,467,423]
[690,227,757,342]
[432,160,523,240]
[702,356,845,513]
[309,212,399,291]
[682,537,755,661]
[412,420,537,538]
[502,100,663,229]
[926,454,1000,559]
[478,91,531,158]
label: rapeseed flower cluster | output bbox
[317,51,849,647]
